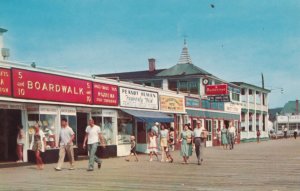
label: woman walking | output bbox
[221,127,229,149]
[30,122,46,170]
[179,124,193,164]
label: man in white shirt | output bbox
[83,118,106,171]
[55,118,75,171]
[228,122,236,150]
[193,119,204,165]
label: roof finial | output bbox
[183,35,188,46]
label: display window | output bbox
[92,109,117,145]
[117,111,133,145]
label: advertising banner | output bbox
[0,68,12,96]
[119,87,158,110]
[160,95,184,113]
[93,82,118,106]
[12,68,92,104]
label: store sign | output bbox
[0,102,26,110]
[12,68,92,104]
[119,87,158,110]
[0,68,12,96]
[208,95,230,102]
[61,107,76,116]
[206,84,228,95]
[93,82,118,106]
[39,105,58,114]
[160,95,184,113]
[185,97,201,108]
[224,103,241,113]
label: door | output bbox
[76,112,88,155]
[0,109,22,162]
[205,119,213,147]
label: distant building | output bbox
[273,100,300,136]
[97,41,272,143]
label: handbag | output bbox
[187,137,192,144]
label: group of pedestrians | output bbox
[220,122,236,150]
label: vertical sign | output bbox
[0,68,12,96]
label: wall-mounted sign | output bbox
[119,87,158,110]
[224,103,241,113]
[60,107,77,116]
[160,95,184,113]
[206,84,228,95]
[93,82,118,106]
[12,68,92,104]
[208,95,230,102]
[0,68,12,97]
[185,97,201,108]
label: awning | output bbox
[121,109,174,123]
[186,109,240,120]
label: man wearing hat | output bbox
[193,119,204,165]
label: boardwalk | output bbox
[1,139,300,191]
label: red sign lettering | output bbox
[93,82,118,106]
[12,68,92,104]
[205,84,228,95]
[0,68,12,97]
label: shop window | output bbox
[93,115,116,145]
[118,111,133,145]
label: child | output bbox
[148,132,159,161]
[125,136,138,162]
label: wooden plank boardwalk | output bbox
[1,138,300,191]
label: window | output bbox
[118,111,133,145]
[168,80,178,91]
[232,92,240,101]
[256,91,261,104]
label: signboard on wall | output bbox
[0,68,12,96]
[208,95,230,102]
[93,82,118,106]
[185,97,201,108]
[119,87,158,110]
[12,68,93,104]
[206,84,228,95]
[160,95,184,112]
[224,103,241,113]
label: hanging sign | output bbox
[12,68,92,104]
[0,68,12,96]
[93,82,118,106]
[119,87,158,110]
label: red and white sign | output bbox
[205,84,228,95]
[12,68,92,104]
[0,68,12,96]
[93,82,118,106]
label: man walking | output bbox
[228,122,236,150]
[55,118,75,171]
[83,118,106,171]
[193,119,204,165]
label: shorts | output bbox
[160,138,168,147]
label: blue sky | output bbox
[1,0,300,108]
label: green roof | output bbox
[156,63,211,77]
[281,101,300,114]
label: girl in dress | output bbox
[30,122,46,170]
[148,131,159,162]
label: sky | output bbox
[0,0,300,108]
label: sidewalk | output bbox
[1,139,300,191]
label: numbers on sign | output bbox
[18,88,25,96]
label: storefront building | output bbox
[232,82,270,142]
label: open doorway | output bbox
[0,109,22,162]
[76,112,88,156]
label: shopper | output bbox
[293,128,298,139]
[228,122,236,150]
[179,124,193,164]
[16,124,25,163]
[83,118,106,171]
[55,118,75,171]
[256,129,261,143]
[160,124,169,162]
[221,126,229,149]
[125,136,138,162]
[283,126,288,139]
[193,120,204,165]
[148,131,159,161]
[30,122,46,170]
